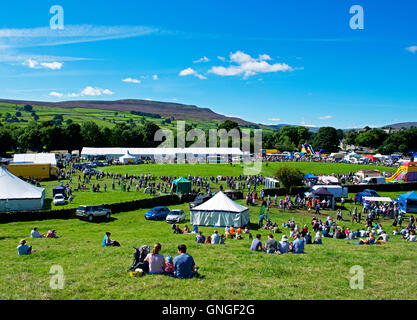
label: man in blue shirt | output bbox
[17,239,32,255]
[250,234,263,251]
[292,234,305,254]
[174,244,197,279]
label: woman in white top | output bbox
[144,243,166,274]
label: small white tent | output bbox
[119,151,137,164]
[0,167,45,211]
[190,191,250,227]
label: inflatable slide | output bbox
[386,162,417,183]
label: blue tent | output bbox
[304,173,319,180]
[395,191,417,213]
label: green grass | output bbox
[1,194,416,300]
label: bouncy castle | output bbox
[386,162,417,183]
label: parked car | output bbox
[53,194,66,206]
[144,206,170,220]
[166,209,186,223]
[359,176,386,185]
[189,194,211,209]
[76,205,112,222]
[354,189,380,204]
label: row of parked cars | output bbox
[74,194,212,223]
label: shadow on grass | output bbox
[80,217,118,224]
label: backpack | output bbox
[129,245,150,272]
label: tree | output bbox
[0,128,14,155]
[23,105,33,112]
[344,130,358,145]
[313,127,340,152]
[141,121,161,147]
[274,166,304,191]
[218,120,239,132]
[15,111,22,117]
[81,121,103,147]
[355,129,387,149]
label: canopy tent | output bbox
[318,176,339,184]
[53,184,67,198]
[304,173,319,180]
[172,177,191,194]
[119,151,137,164]
[190,191,250,227]
[312,188,335,208]
[363,196,392,202]
[395,191,417,214]
[364,155,377,161]
[0,167,45,211]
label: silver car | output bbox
[166,209,186,223]
[76,205,112,222]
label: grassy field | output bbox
[37,162,397,210]
[1,193,416,300]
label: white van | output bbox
[359,176,386,185]
[304,185,348,200]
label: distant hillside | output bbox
[268,124,320,133]
[0,98,254,126]
[382,122,417,129]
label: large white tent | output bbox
[190,191,250,227]
[119,151,137,164]
[0,167,45,211]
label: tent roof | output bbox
[0,167,45,200]
[363,196,392,202]
[312,188,333,196]
[173,177,191,184]
[398,191,417,201]
[81,147,243,156]
[191,191,248,213]
[13,153,57,166]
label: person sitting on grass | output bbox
[292,234,305,254]
[174,225,183,234]
[196,232,205,244]
[220,234,226,244]
[183,225,190,234]
[304,232,312,245]
[265,234,278,254]
[102,232,120,247]
[17,239,33,255]
[144,243,166,275]
[31,227,44,238]
[250,234,264,252]
[278,235,290,254]
[173,244,198,279]
[211,230,220,244]
[192,225,198,234]
[164,256,174,276]
[206,236,212,244]
[314,231,322,244]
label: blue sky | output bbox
[0,0,416,128]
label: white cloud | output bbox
[179,67,207,79]
[209,51,294,78]
[217,56,226,62]
[0,25,161,49]
[40,62,63,70]
[318,115,333,120]
[152,74,158,80]
[267,118,281,122]
[81,86,115,96]
[49,91,64,98]
[193,56,209,63]
[122,77,141,84]
[405,46,417,54]
[22,58,63,70]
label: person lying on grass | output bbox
[17,239,33,255]
[46,229,59,238]
[144,243,166,275]
[173,244,199,279]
